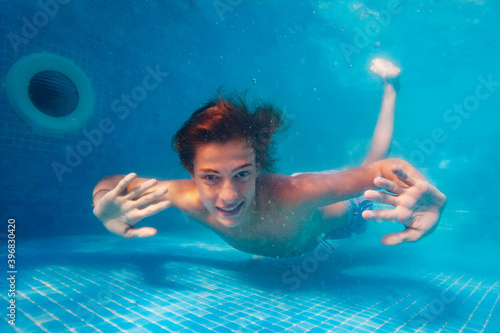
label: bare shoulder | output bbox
[256,173,302,207]
[256,173,288,192]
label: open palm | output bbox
[93,173,171,238]
[362,165,447,245]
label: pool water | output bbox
[1,1,500,332]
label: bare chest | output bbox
[215,203,324,257]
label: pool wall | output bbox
[1,1,499,252]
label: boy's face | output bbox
[191,138,258,228]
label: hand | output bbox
[93,173,171,238]
[362,165,447,245]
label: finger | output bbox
[391,165,416,187]
[130,200,172,220]
[373,177,405,195]
[124,179,158,200]
[113,173,137,196]
[381,229,422,246]
[124,227,157,239]
[364,190,399,207]
[362,209,398,222]
[131,187,168,208]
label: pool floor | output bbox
[2,233,499,332]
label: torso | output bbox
[188,174,328,258]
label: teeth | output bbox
[219,202,242,212]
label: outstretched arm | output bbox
[278,158,446,244]
[92,173,200,238]
[282,158,421,207]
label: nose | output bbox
[219,180,238,204]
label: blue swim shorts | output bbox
[325,195,373,239]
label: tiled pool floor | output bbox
[2,233,499,332]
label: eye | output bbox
[201,175,220,186]
[203,175,218,181]
[235,171,251,179]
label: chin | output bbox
[218,219,241,228]
[212,200,247,228]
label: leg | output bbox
[319,202,347,232]
[320,59,401,238]
[362,59,401,166]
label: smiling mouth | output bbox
[216,201,244,216]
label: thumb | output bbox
[381,232,405,246]
[381,229,421,246]
[104,220,157,239]
[124,227,157,239]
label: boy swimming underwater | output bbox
[92,59,446,258]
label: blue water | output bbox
[1,1,499,332]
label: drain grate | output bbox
[7,53,95,134]
[28,70,79,118]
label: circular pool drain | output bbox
[28,70,79,118]
[6,53,94,134]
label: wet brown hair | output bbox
[172,92,289,174]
